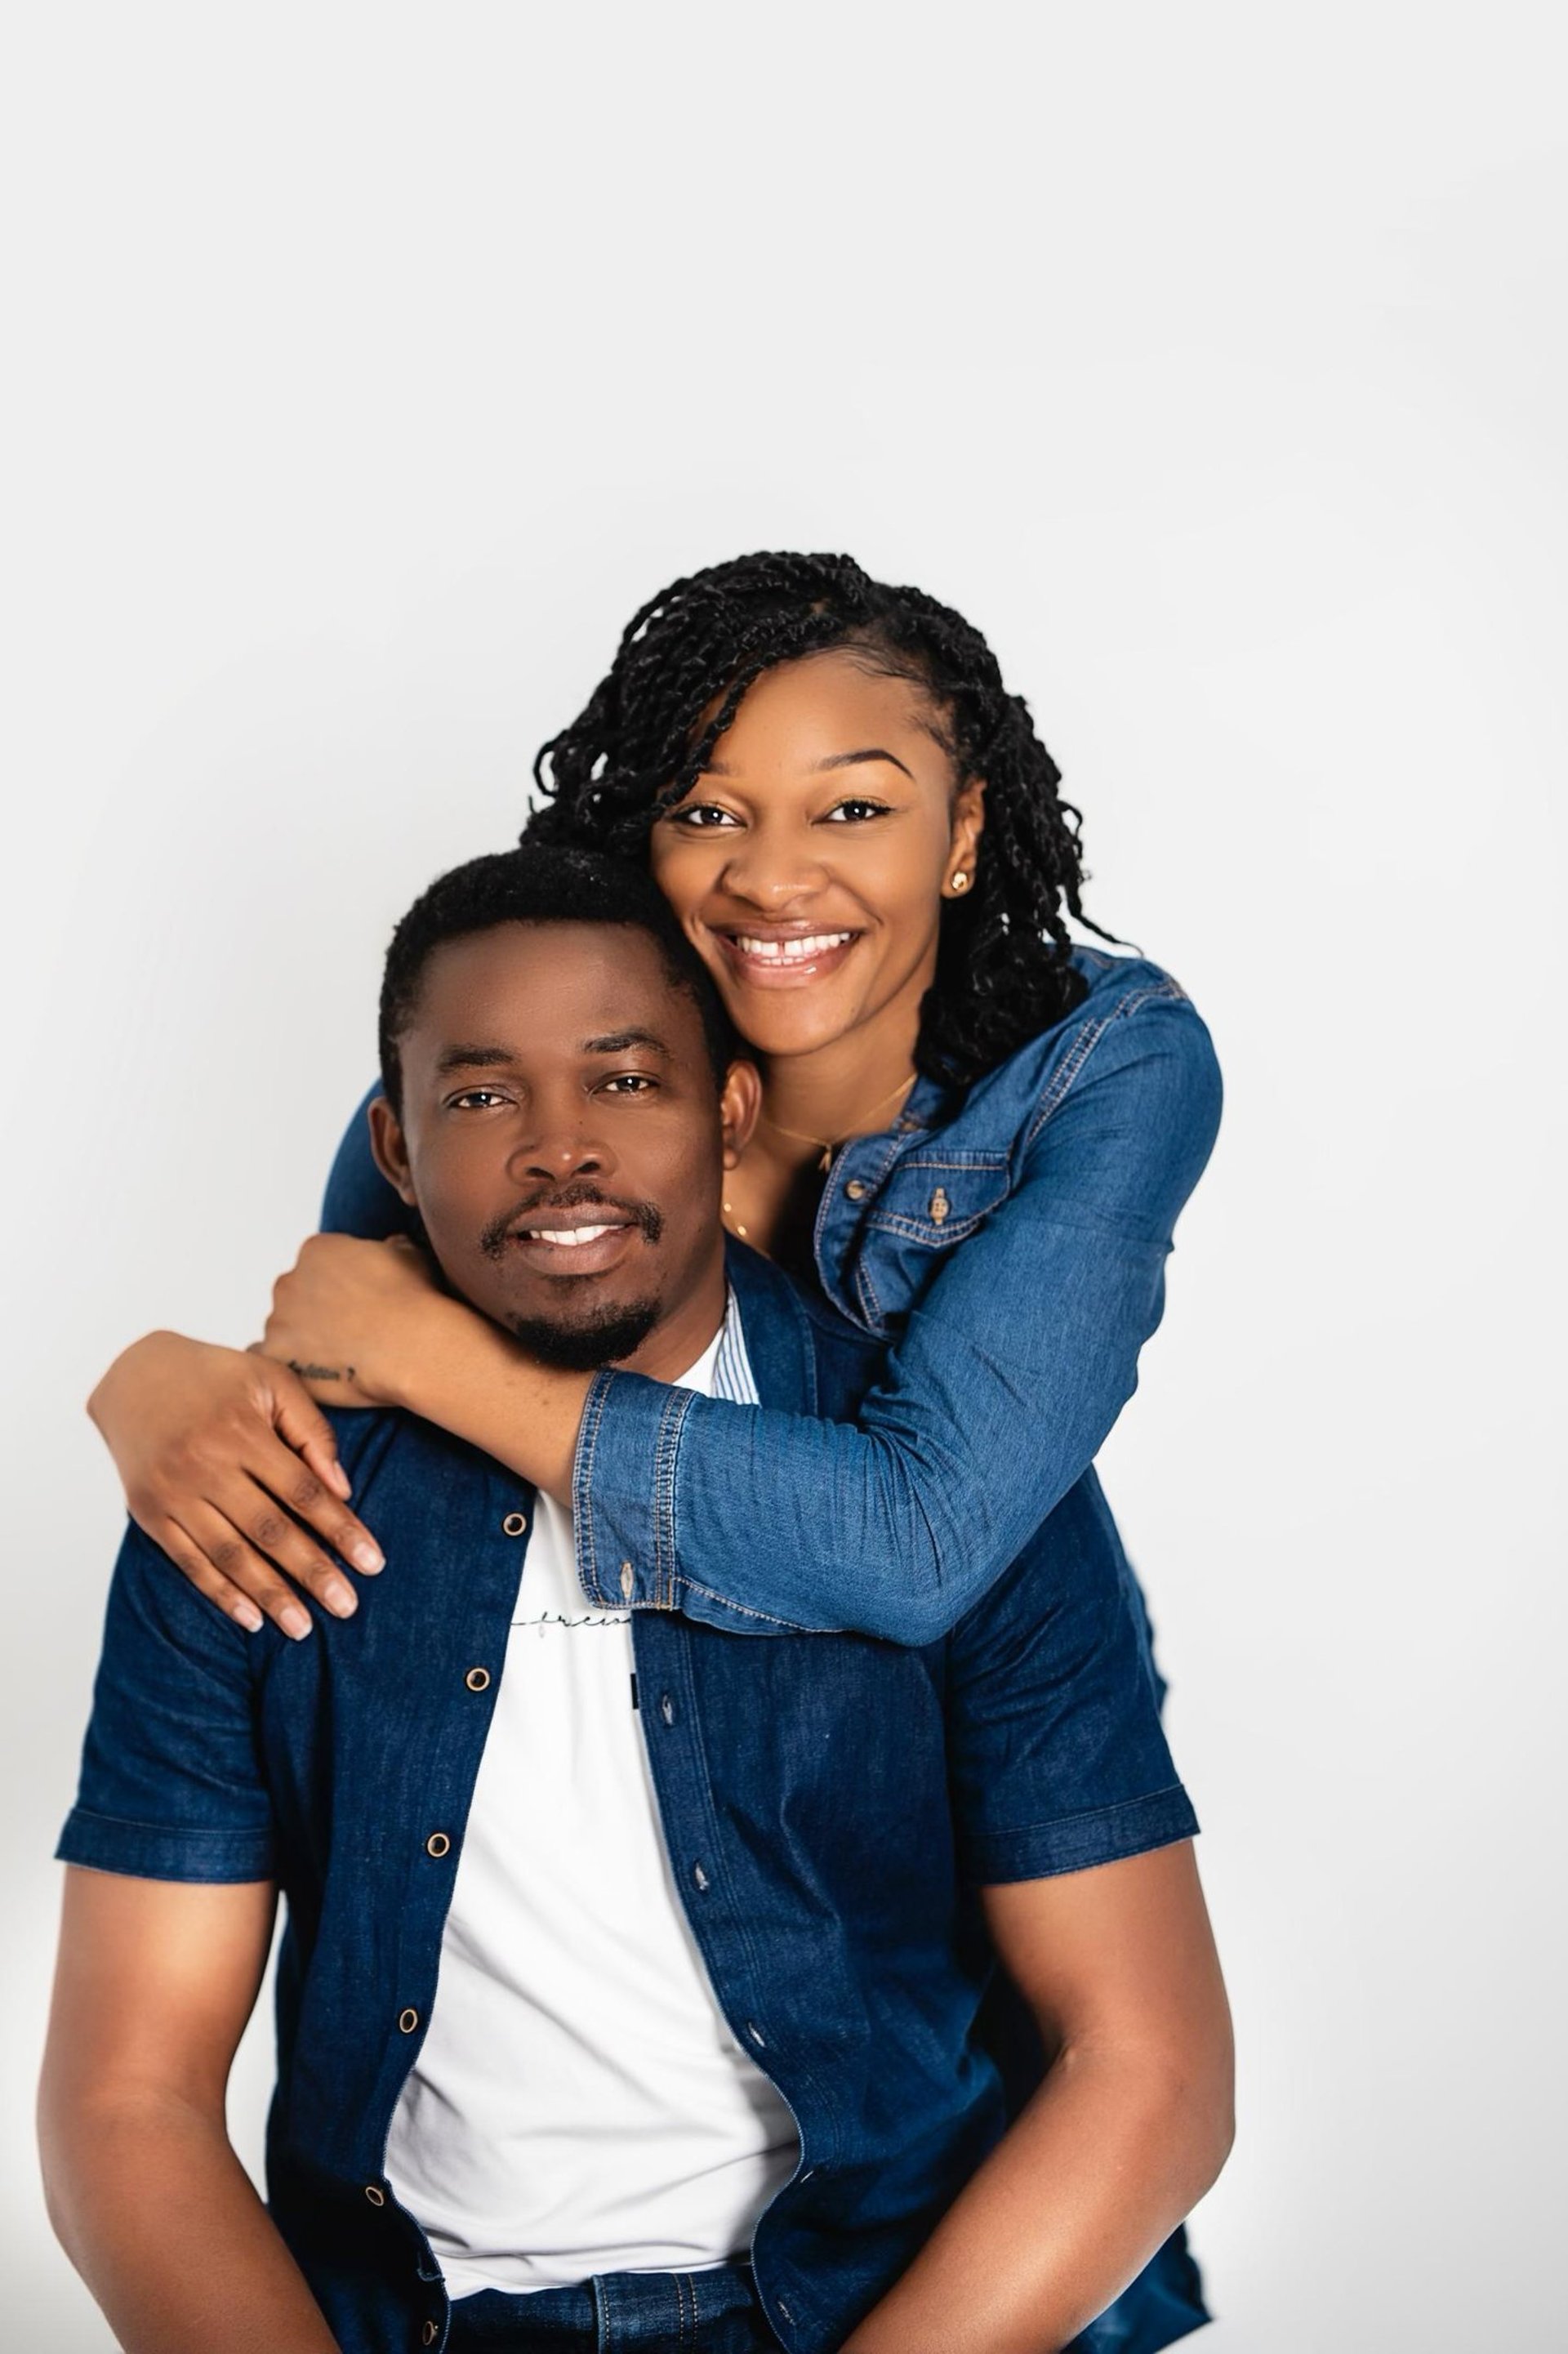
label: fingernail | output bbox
[350,1540,385,1575]
[323,1578,358,1619]
[234,1601,265,1634]
[328,1463,353,1500]
[280,1603,313,1641]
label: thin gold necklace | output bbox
[758,1070,919,1170]
[723,1071,918,1239]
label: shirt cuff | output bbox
[961,1785,1199,1887]
[56,1807,275,1884]
[572,1366,697,1610]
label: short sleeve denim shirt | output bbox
[59,1243,1203,2354]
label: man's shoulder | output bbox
[318,1402,502,1512]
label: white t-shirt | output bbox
[384,1304,798,2298]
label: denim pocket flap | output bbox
[865,1152,1010,1247]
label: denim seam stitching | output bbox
[1026,976,1186,1148]
[973,1782,1192,1838]
[572,1374,611,1605]
[671,1575,817,1633]
[62,1807,270,1843]
[654,1384,697,1610]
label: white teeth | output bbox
[734,931,853,962]
[524,1224,616,1246]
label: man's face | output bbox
[372,923,755,1376]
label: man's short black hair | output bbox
[378,844,739,1112]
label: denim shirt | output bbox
[59,1244,1203,2354]
[322,947,1222,1643]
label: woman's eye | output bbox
[601,1073,657,1095]
[822,797,893,824]
[668,803,742,830]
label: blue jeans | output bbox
[443,2264,775,2352]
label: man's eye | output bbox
[822,797,893,823]
[601,1073,657,1095]
[449,1089,510,1109]
[668,803,742,830]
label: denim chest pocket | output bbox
[864,1152,1011,1248]
[851,1151,1012,1333]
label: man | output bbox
[41,847,1232,2354]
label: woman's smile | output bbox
[710,921,862,988]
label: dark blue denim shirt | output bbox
[60,1244,1204,2354]
[322,948,1222,1645]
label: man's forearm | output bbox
[840,2038,1232,2354]
[42,2086,339,2354]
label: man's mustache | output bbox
[479,1182,664,1261]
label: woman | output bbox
[94,552,1221,1650]
[88,553,1222,2349]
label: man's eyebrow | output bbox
[582,1028,672,1059]
[703,747,914,782]
[435,1043,518,1073]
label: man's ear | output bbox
[719,1059,763,1170]
[368,1095,419,1208]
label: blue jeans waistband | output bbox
[443,2263,773,2352]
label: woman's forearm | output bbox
[42,2088,339,2354]
[840,2040,1233,2354]
[382,1292,589,1502]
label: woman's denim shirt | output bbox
[323,947,1223,1646]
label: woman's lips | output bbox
[714,929,859,988]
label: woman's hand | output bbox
[88,1335,386,1638]
[257,1233,453,1411]
[263,1232,588,1509]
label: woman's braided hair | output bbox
[526,551,1116,1089]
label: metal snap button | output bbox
[844,1179,867,1201]
[398,2007,420,2034]
[465,1666,491,1692]
[425,1832,451,1859]
[929,1186,951,1224]
[421,2324,439,2346]
[619,1561,635,1599]
[501,1511,528,1537]
[363,2183,385,2207]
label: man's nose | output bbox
[510,1124,612,1185]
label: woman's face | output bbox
[648,649,985,1066]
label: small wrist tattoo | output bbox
[288,1358,355,1384]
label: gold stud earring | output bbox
[950,870,970,893]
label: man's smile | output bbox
[483,1189,664,1282]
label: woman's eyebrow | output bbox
[703,747,915,781]
[815,747,915,778]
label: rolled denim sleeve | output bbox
[56,1523,274,1883]
[944,1474,1198,1885]
[573,986,1221,1642]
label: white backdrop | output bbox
[2,7,1564,2349]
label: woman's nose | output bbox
[718,823,827,908]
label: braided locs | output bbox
[528,551,1116,1089]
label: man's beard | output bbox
[503,1295,662,1372]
